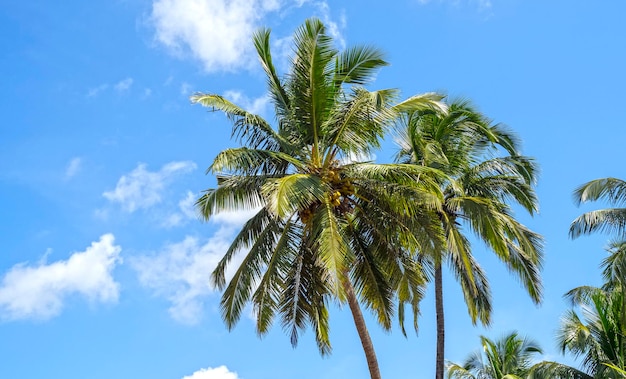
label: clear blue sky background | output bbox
[1,1,625,378]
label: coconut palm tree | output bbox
[394,100,544,379]
[530,241,626,379]
[556,286,626,378]
[447,332,543,379]
[193,18,446,379]
[570,178,626,239]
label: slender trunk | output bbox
[343,279,382,379]
[435,260,445,379]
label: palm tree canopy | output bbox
[394,99,544,325]
[192,18,446,355]
[570,177,626,238]
[447,332,543,379]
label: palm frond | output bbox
[573,177,626,206]
[191,93,288,150]
[570,208,626,238]
[261,173,328,218]
[334,45,388,85]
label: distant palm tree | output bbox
[531,242,626,379]
[570,177,626,238]
[447,332,543,379]
[394,100,543,379]
[193,18,445,379]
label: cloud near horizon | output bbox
[0,234,122,321]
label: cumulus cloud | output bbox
[103,161,197,212]
[150,0,271,72]
[149,0,343,73]
[65,157,82,179]
[0,234,122,321]
[133,207,259,324]
[182,366,240,379]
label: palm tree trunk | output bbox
[343,279,382,379]
[435,260,445,379]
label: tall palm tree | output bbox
[570,177,626,239]
[447,332,543,379]
[193,18,445,379]
[394,100,544,379]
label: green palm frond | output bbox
[211,208,274,289]
[191,93,288,151]
[334,45,388,86]
[210,147,305,175]
[252,28,290,118]
[570,208,626,238]
[261,174,328,218]
[196,180,265,221]
[311,200,352,299]
[574,178,626,206]
[392,92,448,114]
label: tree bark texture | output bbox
[435,260,445,379]
[343,279,382,379]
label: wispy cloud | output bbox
[87,84,109,97]
[182,366,240,379]
[132,235,230,324]
[161,191,199,228]
[87,77,136,97]
[65,157,82,179]
[133,208,259,324]
[149,0,343,73]
[114,78,134,92]
[103,161,197,213]
[0,234,122,321]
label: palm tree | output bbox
[570,177,626,239]
[192,18,445,379]
[447,332,543,379]
[530,242,626,379]
[556,286,626,378]
[394,100,544,379]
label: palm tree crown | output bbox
[394,99,544,379]
[193,18,446,379]
[447,332,543,379]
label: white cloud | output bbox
[149,0,342,73]
[132,235,230,324]
[182,366,240,379]
[223,90,270,116]
[0,234,122,321]
[161,191,199,228]
[150,0,265,72]
[65,157,82,179]
[114,78,134,92]
[133,208,259,324]
[103,161,197,213]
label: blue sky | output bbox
[1,1,625,378]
